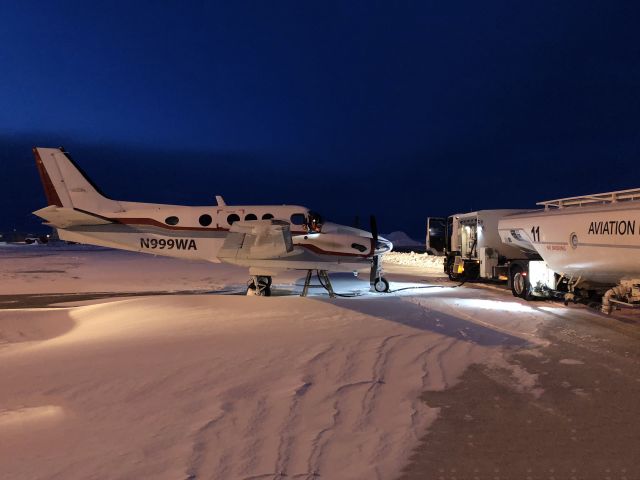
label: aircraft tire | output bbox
[246,284,271,296]
[374,277,390,293]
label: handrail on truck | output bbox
[537,187,640,210]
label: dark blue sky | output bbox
[2,1,639,238]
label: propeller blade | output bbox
[370,215,378,245]
[370,215,379,286]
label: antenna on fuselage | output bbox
[215,195,226,206]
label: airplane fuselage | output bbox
[56,201,378,273]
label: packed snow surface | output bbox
[0,245,549,479]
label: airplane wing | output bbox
[217,220,295,261]
[33,205,114,229]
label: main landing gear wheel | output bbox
[247,276,272,296]
[373,277,390,293]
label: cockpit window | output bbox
[290,213,306,225]
[306,211,323,233]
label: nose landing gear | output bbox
[247,276,272,296]
[370,254,390,293]
[373,276,390,293]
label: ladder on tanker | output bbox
[537,187,640,210]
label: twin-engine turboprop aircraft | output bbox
[32,147,393,296]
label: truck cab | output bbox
[443,209,533,281]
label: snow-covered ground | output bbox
[0,246,550,479]
[0,245,243,295]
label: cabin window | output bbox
[227,213,240,225]
[262,213,274,220]
[290,213,306,225]
[245,213,257,221]
[165,216,179,226]
[199,214,212,226]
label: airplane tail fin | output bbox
[34,147,118,212]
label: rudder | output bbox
[34,147,117,212]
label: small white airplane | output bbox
[32,147,393,296]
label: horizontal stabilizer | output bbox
[33,205,113,228]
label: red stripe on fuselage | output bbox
[80,214,369,257]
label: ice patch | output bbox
[487,353,545,399]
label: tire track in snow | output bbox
[185,404,231,479]
[432,337,460,390]
[275,342,352,478]
[302,341,388,475]
[238,395,269,476]
[357,334,404,429]
[305,380,377,477]
[274,380,314,477]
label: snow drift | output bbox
[0,246,547,479]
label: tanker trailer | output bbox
[498,188,640,313]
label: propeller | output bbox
[370,214,378,248]
[370,215,379,286]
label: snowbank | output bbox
[384,251,444,269]
[383,231,422,247]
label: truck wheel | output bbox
[511,266,529,299]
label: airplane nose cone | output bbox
[319,222,393,253]
[376,236,393,254]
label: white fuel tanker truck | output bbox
[441,188,640,313]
